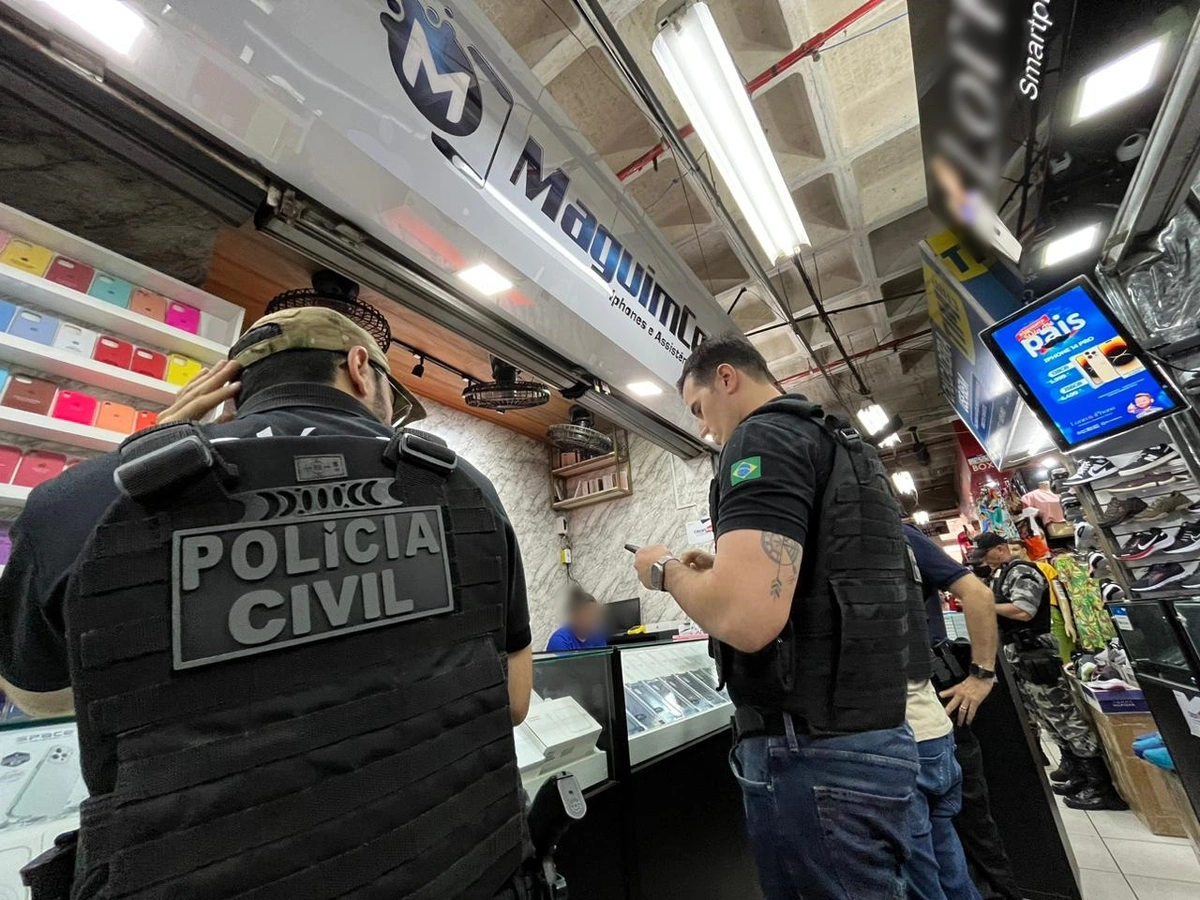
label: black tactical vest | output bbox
[62,424,525,900]
[995,559,1054,641]
[710,398,913,734]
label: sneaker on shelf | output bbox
[1130,562,1192,592]
[1166,521,1200,554]
[1075,522,1099,551]
[1179,570,1200,590]
[1087,551,1109,579]
[1063,457,1118,485]
[1132,492,1192,521]
[1118,528,1174,560]
[1099,580,1125,603]
[1188,497,1200,513]
[1118,444,1181,476]
[1109,472,1183,493]
[1097,496,1148,527]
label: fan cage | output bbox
[463,382,552,411]
[547,423,613,455]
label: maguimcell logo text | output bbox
[381,0,482,137]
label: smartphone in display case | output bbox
[625,710,646,735]
[647,678,694,718]
[52,323,99,358]
[7,309,60,347]
[623,686,661,731]
[629,681,679,725]
[87,273,133,308]
[128,348,167,380]
[1,375,58,415]
[51,391,99,426]
[45,257,95,292]
[93,336,134,369]
[680,671,725,706]
[134,410,158,431]
[129,289,167,322]
[663,674,713,711]
[166,355,203,386]
[165,301,200,334]
[12,451,66,489]
[8,745,77,821]
[96,401,136,434]
[0,240,53,276]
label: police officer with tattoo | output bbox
[970,533,1126,811]
[0,306,545,898]
[632,336,919,900]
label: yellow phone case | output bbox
[166,354,203,387]
[0,240,54,277]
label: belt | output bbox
[733,707,795,739]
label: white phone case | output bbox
[51,323,99,358]
[8,746,77,821]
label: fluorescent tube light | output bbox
[892,471,916,496]
[41,0,146,54]
[653,2,809,262]
[857,403,900,446]
[1041,224,1098,267]
[1074,39,1164,123]
[912,511,930,526]
[458,263,512,296]
[626,381,663,397]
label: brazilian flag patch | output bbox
[730,456,762,485]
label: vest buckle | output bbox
[397,432,458,474]
[114,432,221,499]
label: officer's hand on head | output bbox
[940,674,996,725]
[679,548,715,571]
[159,360,242,426]
[633,544,672,590]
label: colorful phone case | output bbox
[0,240,53,277]
[51,323,99,358]
[96,401,136,434]
[1,375,58,416]
[0,368,8,395]
[12,451,66,489]
[129,289,167,322]
[0,299,16,333]
[87,273,133,308]
[165,301,200,334]
[51,391,99,426]
[45,257,96,292]
[166,355,203,386]
[0,445,21,484]
[93,336,134,369]
[129,347,167,380]
[7,309,61,346]
[135,410,159,431]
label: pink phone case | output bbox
[51,391,99,426]
[0,445,21,483]
[12,451,66,489]
[165,301,200,334]
[129,348,167,380]
[45,257,96,292]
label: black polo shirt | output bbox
[0,383,531,692]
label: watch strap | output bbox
[653,555,678,591]
[969,663,996,680]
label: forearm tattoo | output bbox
[761,533,801,601]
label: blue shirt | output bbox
[903,524,970,643]
[545,626,607,652]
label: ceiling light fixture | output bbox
[892,471,916,496]
[458,263,513,296]
[857,403,901,447]
[412,357,425,378]
[42,0,146,54]
[626,381,663,397]
[1041,456,1058,468]
[912,511,930,526]
[1041,224,1099,267]
[1074,39,1164,123]
[653,2,809,262]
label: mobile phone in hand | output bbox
[624,543,641,553]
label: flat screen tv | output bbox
[980,276,1185,451]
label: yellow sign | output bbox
[927,231,987,281]
[924,264,974,364]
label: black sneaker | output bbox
[1130,563,1191,592]
[1063,457,1118,485]
[1189,497,1200,513]
[1180,571,1200,590]
[1132,492,1192,521]
[1100,580,1125,603]
[1118,444,1180,476]
[1110,472,1183,493]
[1166,522,1200,554]
[1119,528,1174,560]
[1097,496,1148,526]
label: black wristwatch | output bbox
[969,663,996,681]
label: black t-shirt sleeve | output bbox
[905,524,970,590]
[714,417,825,546]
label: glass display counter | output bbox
[618,639,732,767]
[1110,602,1199,688]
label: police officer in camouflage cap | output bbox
[971,534,1126,811]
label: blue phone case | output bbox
[7,309,61,346]
[0,368,8,394]
[0,299,15,333]
[87,273,133,308]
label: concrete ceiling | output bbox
[482,0,960,510]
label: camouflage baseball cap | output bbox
[229,307,425,424]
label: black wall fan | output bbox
[463,358,551,411]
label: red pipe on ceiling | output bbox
[615,0,888,182]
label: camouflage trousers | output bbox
[1003,643,1102,758]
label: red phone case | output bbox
[51,391,99,426]
[93,336,134,369]
[12,451,66,488]
[135,410,159,431]
[130,289,167,322]
[0,445,21,483]
[129,347,167,380]
[96,401,136,434]
[1,375,58,416]
[45,257,96,292]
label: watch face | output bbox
[650,563,664,591]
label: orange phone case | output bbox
[95,400,136,434]
[134,410,159,431]
[129,289,167,322]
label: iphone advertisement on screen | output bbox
[983,277,1183,448]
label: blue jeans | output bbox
[729,718,919,900]
[905,732,982,900]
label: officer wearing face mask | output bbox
[0,306,538,899]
